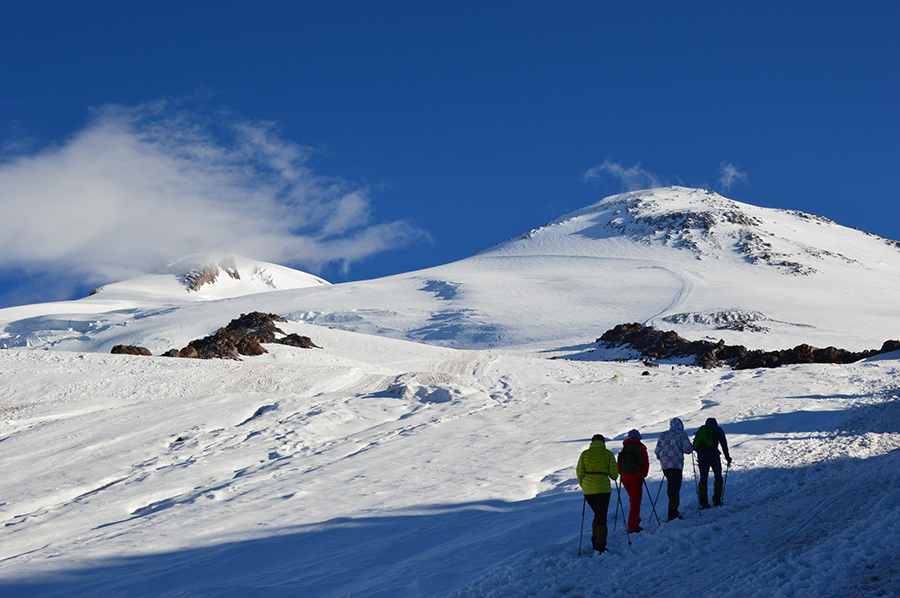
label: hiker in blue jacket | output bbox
[693,417,732,508]
[654,417,693,520]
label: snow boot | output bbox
[591,522,608,551]
[667,493,681,521]
[698,482,711,509]
[713,480,724,506]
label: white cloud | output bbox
[718,162,748,191]
[0,102,429,298]
[582,159,661,191]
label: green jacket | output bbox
[576,439,618,494]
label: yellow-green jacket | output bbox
[576,438,618,494]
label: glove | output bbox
[726,456,733,466]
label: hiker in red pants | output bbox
[617,429,650,532]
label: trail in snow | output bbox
[640,265,694,327]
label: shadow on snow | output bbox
[2,400,899,598]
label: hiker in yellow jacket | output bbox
[576,434,619,553]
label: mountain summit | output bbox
[488,186,900,276]
[90,253,329,301]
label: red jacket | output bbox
[618,437,650,478]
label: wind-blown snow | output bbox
[1,187,899,597]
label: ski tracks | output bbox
[641,265,694,326]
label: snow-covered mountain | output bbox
[91,253,330,301]
[0,254,328,350]
[1,187,899,597]
[3,186,897,354]
[492,186,900,272]
[475,186,900,348]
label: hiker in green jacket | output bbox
[694,417,732,508]
[576,434,619,553]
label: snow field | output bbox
[450,365,900,598]
[1,332,898,596]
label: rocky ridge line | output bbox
[598,322,900,369]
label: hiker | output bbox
[654,417,694,520]
[576,434,619,553]
[693,417,732,508]
[617,429,649,532]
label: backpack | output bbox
[693,425,716,451]
[618,442,643,474]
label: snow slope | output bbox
[3,187,898,355]
[91,253,330,301]
[1,187,899,597]
[0,253,328,350]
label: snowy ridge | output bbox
[91,253,330,301]
[488,186,900,276]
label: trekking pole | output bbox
[722,462,732,503]
[613,484,620,531]
[614,478,632,546]
[578,497,586,555]
[692,452,701,516]
[655,478,664,505]
[643,478,661,526]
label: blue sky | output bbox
[1,1,898,308]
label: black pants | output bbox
[663,468,683,495]
[584,492,611,550]
[697,452,724,506]
[697,452,722,484]
[663,468,683,518]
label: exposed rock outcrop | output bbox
[169,312,319,360]
[114,312,320,359]
[182,257,241,292]
[279,333,319,349]
[111,345,152,356]
[597,323,900,370]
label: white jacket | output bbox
[655,417,693,469]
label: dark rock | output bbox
[225,312,287,344]
[182,257,241,292]
[235,336,267,356]
[161,349,180,357]
[178,345,199,359]
[878,339,900,354]
[169,312,318,359]
[182,333,241,360]
[598,322,899,370]
[278,333,320,349]
[111,345,152,356]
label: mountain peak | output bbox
[90,253,329,301]
[153,254,242,292]
[488,186,900,276]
